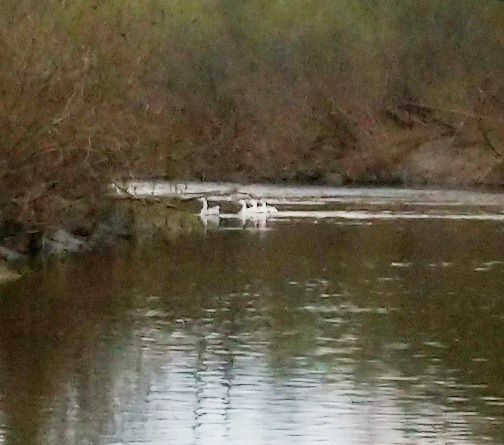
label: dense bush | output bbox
[1,0,504,228]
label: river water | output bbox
[1,184,504,445]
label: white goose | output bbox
[239,199,253,216]
[199,197,220,216]
[259,199,279,214]
[249,199,260,214]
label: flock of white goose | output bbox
[199,197,278,219]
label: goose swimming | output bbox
[239,199,252,215]
[249,199,260,213]
[259,199,279,214]
[199,197,220,216]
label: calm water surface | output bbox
[1,186,504,445]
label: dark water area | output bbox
[0,206,504,444]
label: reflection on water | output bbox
[1,190,504,444]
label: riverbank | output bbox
[3,1,504,187]
[169,117,504,188]
[0,197,202,283]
